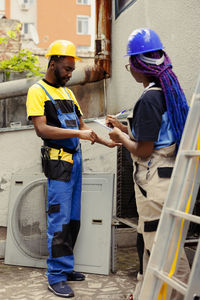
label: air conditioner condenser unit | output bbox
[5,172,114,275]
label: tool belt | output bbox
[41,142,80,181]
[44,141,80,154]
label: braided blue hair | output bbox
[130,51,189,150]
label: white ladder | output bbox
[139,74,200,300]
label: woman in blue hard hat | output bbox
[107,28,190,300]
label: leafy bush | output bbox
[0,23,43,80]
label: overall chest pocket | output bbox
[59,112,78,128]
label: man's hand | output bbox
[78,129,97,143]
[78,116,121,147]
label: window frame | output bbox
[115,0,137,19]
[0,0,5,11]
[77,45,90,51]
[23,23,29,35]
[77,15,90,35]
[77,0,90,5]
[21,22,34,39]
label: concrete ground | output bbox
[0,247,139,300]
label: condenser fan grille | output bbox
[12,179,48,258]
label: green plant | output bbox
[0,49,43,79]
[0,28,18,44]
[0,23,43,79]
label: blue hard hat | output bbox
[125,28,164,56]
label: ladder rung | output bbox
[185,238,199,244]
[150,267,188,295]
[166,208,200,224]
[112,217,137,229]
[181,150,200,157]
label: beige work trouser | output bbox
[131,145,190,300]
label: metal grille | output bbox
[116,145,138,218]
[13,180,48,258]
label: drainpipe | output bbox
[0,77,39,100]
[95,0,111,115]
[0,65,108,100]
[95,0,111,77]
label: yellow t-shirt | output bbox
[26,79,82,123]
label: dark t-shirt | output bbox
[129,87,174,148]
[132,88,166,141]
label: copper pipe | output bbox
[95,0,111,77]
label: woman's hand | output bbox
[106,140,122,148]
[109,127,124,143]
[109,128,154,158]
[106,115,128,134]
[106,115,121,129]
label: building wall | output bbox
[0,18,21,61]
[0,124,116,227]
[4,0,93,51]
[0,0,6,17]
[37,0,91,50]
[9,0,36,26]
[4,0,37,42]
[108,0,200,114]
[4,0,10,17]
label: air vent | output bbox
[116,145,138,218]
[20,3,29,10]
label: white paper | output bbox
[93,118,130,139]
[93,119,113,131]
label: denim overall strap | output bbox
[36,82,80,150]
[64,88,79,123]
[64,88,72,101]
[37,83,63,117]
[37,83,78,122]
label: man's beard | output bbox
[54,67,68,87]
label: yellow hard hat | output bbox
[45,40,81,60]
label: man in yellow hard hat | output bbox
[26,40,117,298]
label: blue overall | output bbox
[37,83,82,285]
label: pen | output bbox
[115,109,127,117]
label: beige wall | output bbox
[1,0,200,249]
[108,0,200,114]
[0,124,116,228]
[10,0,36,27]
